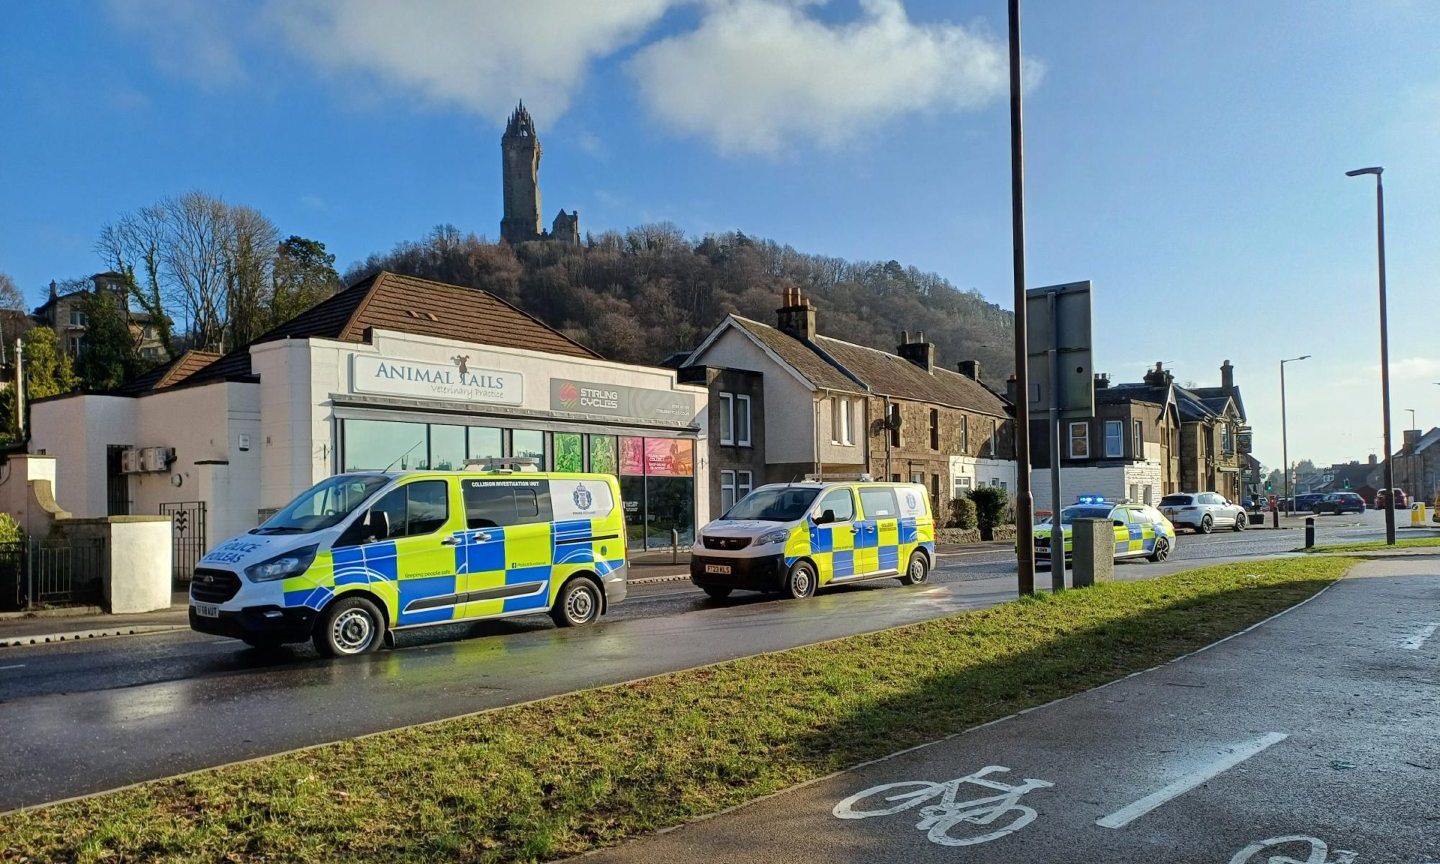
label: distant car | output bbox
[1158,492,1248,534]
[1312,492,1365,515]
[1373,488,1409,509]
[1031,497,1177,564]
[1282,493,1325,513]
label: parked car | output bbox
[1158,492,1248,534]
[1312,492,1366,515]
[1373,488,1409,509]
[1281,493,1325,513]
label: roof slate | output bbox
[180,271,600,389]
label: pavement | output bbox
[577,554,1440,864]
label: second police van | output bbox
[188,460,627,656]
[690,479,935,599]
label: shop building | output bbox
[30,272,707,569]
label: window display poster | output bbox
[554,433,582,472]
[590,435,618,475]
[644,438,694,477]
[619,436,645,476]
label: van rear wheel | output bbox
[314,596,384,657]
[551,577,602,627]
[900,551,929,585]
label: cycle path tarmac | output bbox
[579,557,1440,864]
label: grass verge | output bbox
[0,558,1354,863]
[1303,536,1440,553]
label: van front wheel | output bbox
[551,577,602,627]
[783,561,818,600]
[314,596,384,657]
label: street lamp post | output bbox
[1280,355,1311,516]
[1346,167,1395,544]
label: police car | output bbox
[189,459,627,656]
[1032,495,1176,564]
[690,480,935,599]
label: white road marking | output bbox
[1227,835,1354,864]
[1096,732,1288,829]
[0,664,26,671]
[1401,622,1439,650]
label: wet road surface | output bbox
[0,510,1427,812]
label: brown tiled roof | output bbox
[113,350,223,396]
[729,317,861,392]
[813,336,1010,416]
[181,271,600,388]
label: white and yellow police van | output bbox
[690,480,936,599]
[189,460,627,656]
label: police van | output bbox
[1032,495,1176,564]
[189,460,627,656]
[690,479,935,599]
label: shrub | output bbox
[0,513,22,544]
[968,486,1010,535]
[949,496,977,529]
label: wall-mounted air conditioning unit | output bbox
[121,448,143,474]
[139,447,173,473]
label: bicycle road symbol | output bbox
[833,765,1053,847]
[1228,835,1357,864]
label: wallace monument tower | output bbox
[499,102,579,245]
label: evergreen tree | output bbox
[74,291,137,391]
[270,236,341,327]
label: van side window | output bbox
[464,480,553,528]
[366,479,450,540]
[858,487,899,519]
[815,488,855,523]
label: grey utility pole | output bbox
[1008,0,1036,594]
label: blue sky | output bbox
[1,0,1438,474]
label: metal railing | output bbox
[0,538,106,611]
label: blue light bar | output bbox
[1076,495,1108,505]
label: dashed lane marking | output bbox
[0,664,25,671]
[1096,732,1288,829]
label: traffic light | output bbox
[1343,478,1351,490]
[1265,480,1273,492]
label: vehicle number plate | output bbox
[193,603,220,619]
[704,564,731,575]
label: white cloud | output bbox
[107,0,251,87]
[265,0,677,123]
[627,0,1036,156]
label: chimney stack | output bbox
[1005,372,1018,404]
[1368,453,1378,466]
[1143,361,1173,387]
[776,285,817,341]
[1094,372,1110,389]
[957,359,981,381]
[1221,359,1234,392]
[897,330,935,372]
[1403,429,1422,450]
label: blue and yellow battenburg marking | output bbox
[279,473,625,628]
[780,491,935,584]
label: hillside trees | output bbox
[349,225,1015,385]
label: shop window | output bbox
[736,395,751,447]
[343,419,428,471]
[721,470,736,513]
[429,424,466,470]
[644,476,695,549]
[467,426,503,461]
[589,435,618,475]
[513,429,545,466]
[554,433,583,472]
[463,479,552,528]
[645,438,694,476]
[619,437,645,475]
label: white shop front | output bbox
[32,327,709,569]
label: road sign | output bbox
[1025,281,1094,420]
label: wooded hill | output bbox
[348,224,1016,389]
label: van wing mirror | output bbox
[816,509,837,525]
[364,508,390,542]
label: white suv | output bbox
[1158,492,1247,534]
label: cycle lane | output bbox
[578,557,1440,864]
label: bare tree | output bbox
[98,204,175,357]
[223,205,279,347]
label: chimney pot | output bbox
[776,288,817,341]
[896,333,935,372]
[958,360,981,381]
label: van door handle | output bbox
[441,535,463,546]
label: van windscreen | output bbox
[259,474,391,534]
[723,487,820,522]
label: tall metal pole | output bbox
[1281,360,1289,514]
[1377,173,1395,544]
[1008,0,1036,594]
